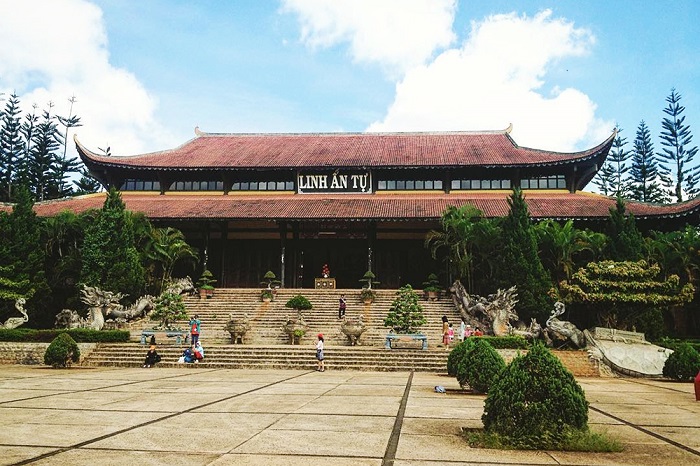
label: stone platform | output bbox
[0,366,698,465]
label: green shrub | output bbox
[44,333,80,368]
[662,342,700,381]
[462,338,506,393]
[0,328,129,343]
[285,295,313,312]
[483,343,589,449]
[448,339,475,377]
[478,335,529,349]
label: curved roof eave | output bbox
[74,129,617,172]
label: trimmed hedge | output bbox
[44,333,81,368]
[475,335,529,349]
[662,342,700,381]
[448,339,475,378]
[483,342,589,449]
[462,338,506,394]
[0,328,129,343]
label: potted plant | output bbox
[383,285,426,333]
[260,288,274,303]
[283,294,312,344]
[196,269,216,299]
[422,273,442,300]
[360,287,376,304]
[261,270,281,299]
[359,270,379,304]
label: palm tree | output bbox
[535,220,594,282]
[425,204,495,293]
[143,227,199,293]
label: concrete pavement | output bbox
[0,366,698,465]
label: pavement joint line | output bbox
[12,369,315,465]
[588,405,700,457]
[0,367,224,406]
[382,370,413,466]
[620,377,695,395]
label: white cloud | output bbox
[281,0,457,76]
[368,10,614,151]
[0,0,172,156]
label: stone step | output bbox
[82,343,598,376]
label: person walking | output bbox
[338,294,347,319]
[316,333,325,372]
[189,314,201,346]
[441,315,450,348]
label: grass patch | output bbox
[462,427,623,452]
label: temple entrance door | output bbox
[297,239,366,289]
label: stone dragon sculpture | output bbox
[2,298,29,329]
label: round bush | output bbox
[482,342,588,449]
[44,333,80,368]
[463,338,506,394]
[663,342,700,381]
[447,339,475,377]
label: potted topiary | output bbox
[150,292,188,330]
[282,294,312,344]
[422,273,442,300]
[261,270,281,299]
[383,285,426,333]
[196,269,216,299]
[260,288,274,303]
[359,270,379,304]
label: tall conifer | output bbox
[628,121,667,203]
[494,188,552,322]
[657,88,699,202]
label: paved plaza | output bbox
[0,365,699,465]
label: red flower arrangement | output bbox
[322,264,330,278]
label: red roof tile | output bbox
[19,191,700,222]
[75,129,615,170]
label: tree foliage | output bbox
[657,89,700,202]
[383,285,426,333]
[81,188,146,302]
[150,292,188,330]
[628,120,667,203]
[662,342,700,381]
[559,260,694,329]
[493,188,552,322]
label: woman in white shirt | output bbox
[316,334,325,372]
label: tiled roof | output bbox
[75,129,616,170]
[20,191,700,222]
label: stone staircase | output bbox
[81,343,452,372]
[81,288,599,375]
[144,288,463,347]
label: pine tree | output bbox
[0,93,24,202]
[73,166,102,195]
[657,88,700,202]
[28,105,62,201]
[605,197,644,261]
[81,187,146,301]
[593,161,616,196]
[0,187,52,326]
[494,188,552,322]
[628,120,667,203]
[594,125,629,197]
[54,95,83,198]
[16,104,39,196]
[608,125,631,197]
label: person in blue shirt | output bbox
[189,314,201,346]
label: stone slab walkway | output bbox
[0,366,698,465]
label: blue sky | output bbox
[1,0,698,169]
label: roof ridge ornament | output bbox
[505,123,513,134]
[194,126,204,137]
